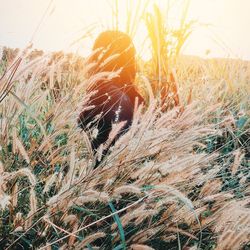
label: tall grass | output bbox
[144,0,195,109]
[0,1,249,249]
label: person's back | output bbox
[78,30,144,155]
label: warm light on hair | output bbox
[91,30,136,84]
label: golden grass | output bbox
[0,1,249,248]
[0,46,249,249]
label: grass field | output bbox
[0,1,250,249]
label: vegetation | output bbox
[0,1,249,249]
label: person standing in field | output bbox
[78,30,144,157]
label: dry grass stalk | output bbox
[11,182,18,208]
[113,185,141,196]
[166,227,198,240]
[231,149,245,175]
[199,179,222,197]
[75,232,106,249]
[130,244,155,250]
[15,135,30,164]
[213,199,250,250]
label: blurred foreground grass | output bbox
[0,45,249,249]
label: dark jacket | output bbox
[78,81,144,150]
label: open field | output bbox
[0,44,249,249]
[0,1,250,249]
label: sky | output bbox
[0,0,250,60]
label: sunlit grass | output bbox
[0,1,249,249]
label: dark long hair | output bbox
[90,30,136,85]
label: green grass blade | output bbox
[109,201,126,250]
